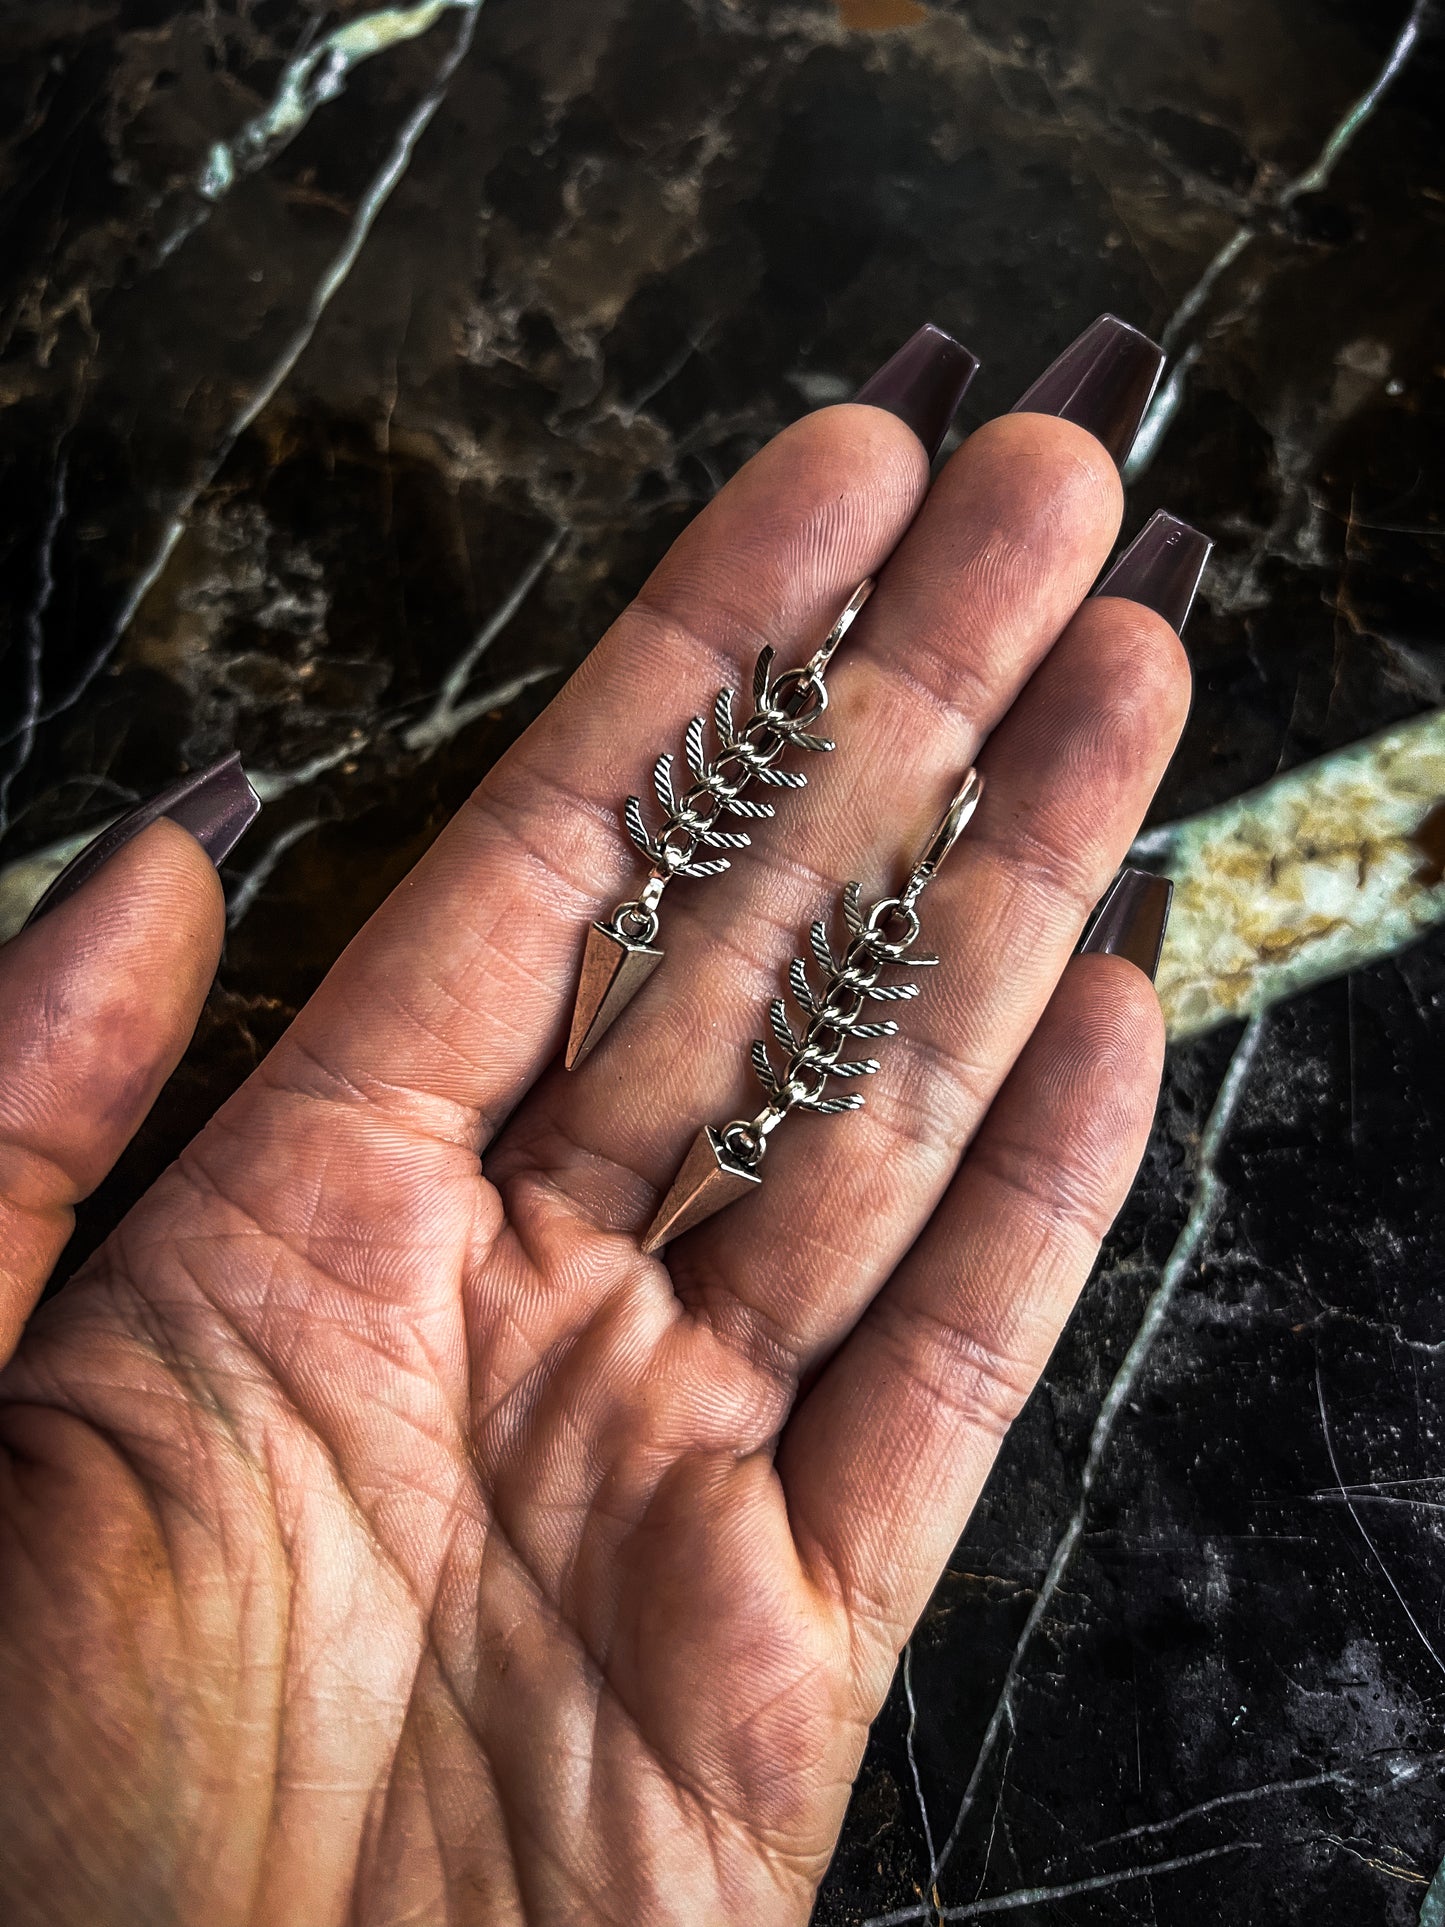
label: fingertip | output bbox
[0,815,228,1188]
[1052,950,1168,1137]
[1032,597,1192,799]
[782,399,934,518]
[966,410,1125,525]
[14,815,226,993]
[0,818,232,1347]
[1085,593,1194,740]
[919,412,1125,625]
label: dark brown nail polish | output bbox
[23,753,260,929]
[1010,314,1165,467]
[1079,868,1173,981]
[854,322,981,460]
[1095,511,1212,633]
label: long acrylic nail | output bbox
[855,322,981,460]
[23,753,261,929]
[1079,867,1173,981]
[1095,510,1212,633]
[1010,314,1165,467]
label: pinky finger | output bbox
[778,944,1167,1700]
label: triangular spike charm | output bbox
[641,1127,762,1254]
[565,922,664,1069]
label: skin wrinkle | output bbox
[260,1034,486,1155]
[466,1482,779,1892]
[0,1133,78,1207]
[679,1278,816,1398]
[107,1183,464,1629]
[465,759,626,911]
[628,427,925,644]
[459,1214,610,1405]
[493,1108,661,1224]
[479,1300,778,1594]
[392,1698,495,1927]
[865,1297,1041,1445]
[670,1120,940,1372]
[473,1341,807,1812]
[177,1103,482,1312]
[5,1389,291,1925]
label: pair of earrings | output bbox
[565,581,982,1252]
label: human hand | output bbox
[0,321,1193,1925]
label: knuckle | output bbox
[872,1294,1040,1442]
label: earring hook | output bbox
[902,767,983,908]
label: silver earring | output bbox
[565,579,876,1069]
[641,768,984,1252]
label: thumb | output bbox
[0,755,258,1365]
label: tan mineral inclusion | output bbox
[1154,709,1445,1039]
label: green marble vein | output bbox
[201,0,481,202]
[1153,708,1445,1039]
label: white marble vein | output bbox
[885,1016,1268,1915]
[1146,709,1445,1039]
[225,815,327,928]
[403,528,565,752]
[1126,0,1432,480]
[901,1640,941,1915]
[0,2,486,781]
[0,452,68,834]
[198,2,482,208]
[0,515,558,937]
[1092,1752,1436,1851]
[1316,1360,1445,1680]
[866,1840,1259,1924]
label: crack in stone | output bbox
[865,1840,1261,1924]
[1125,0,1434,481]
[0,3,487,773]
[906,1015,1268,1907]
[0,450,68,836]
[1315,1358,1445,1680]
[1090,1751,1440,1852]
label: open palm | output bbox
[0,400,1187,1924]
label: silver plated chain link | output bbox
[641,768,985,1251]
[602,580,874,949]
[640,767,985,1249]
[721,769,985,1171]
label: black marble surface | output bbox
[2,1,1443,1920]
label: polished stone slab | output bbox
[0,2,1441,1919]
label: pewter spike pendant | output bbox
[642,768,984,1253]
[565,579,875,1069]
